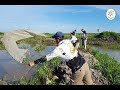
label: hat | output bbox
[74,29,76,32]
[52,31,64,39]
[70,30,76,35]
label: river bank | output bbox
[1,44,119,85]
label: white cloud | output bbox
[2,5,119,33]
[86,5,120,15]
[0,5,94,32]
[0,5,93,24]
[25,22,83,33]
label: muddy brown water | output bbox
[0,46,56,83]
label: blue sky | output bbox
[0,5,120,33]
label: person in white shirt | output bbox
[28,31,93,85]
[81,29,88,50]
[69,30,80,49]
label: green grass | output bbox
[17,35,47,52]
[78,44,92,53]
[88,39,120,50]
[92,50,120,85]
[1,31,120,50]
[44,33,53,38]
[0,33,5,50]
[87,31,120,50]
[17,35,46,47]
[18,57,62,85]
[95,31,120,42]
[0,42,5,50]
[96,43,120,50]
[33,44,46,52]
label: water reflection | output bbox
[39,46,56,55]
[92,46,120,63]
[0,46,55,83]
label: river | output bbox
[92,46,120,63]
[0,45,119,84]
[0,46,55,84]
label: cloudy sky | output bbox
[0,5,120,33]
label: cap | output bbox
[70,32,75,35]
[52,31,64,39]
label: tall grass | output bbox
[92,50,120,85]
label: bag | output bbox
[66,54,85,73]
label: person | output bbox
[69,30,80,49]
[28,31,93,85]
[81,29,88,50]
[72,29,77,36]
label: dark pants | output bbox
[81,38,87,50]
[73,40,80,49]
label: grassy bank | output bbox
[0,32,5,50]
[18,44,120,85]
[88,31,120,50]
[17,35,47,52]
[18,57,62,85]
[48,31,120,50]
[79,44,120,85]
[17,35,46,47]
[92,50,120,85]
[1,31,120,50]
[91,41,120,50]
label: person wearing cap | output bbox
[69,30,80,49]
[81,29,88,50]
[72,29,77,36]
[28,31,93,85]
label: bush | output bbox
[95,31,120,42]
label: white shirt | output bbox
[82,30,87,40]
[45,39,78,62]
[69,35,78,44]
